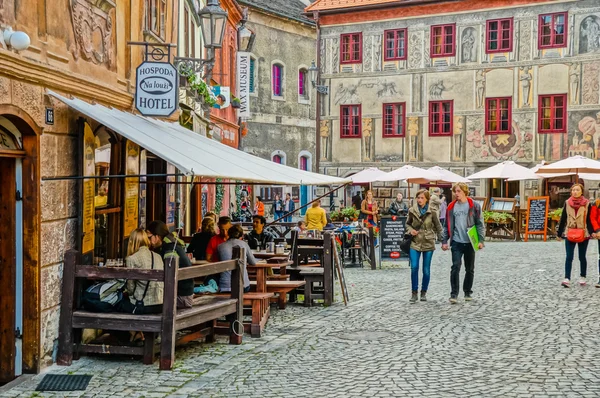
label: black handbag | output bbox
[400,234,413,254]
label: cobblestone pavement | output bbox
[4,241,600,398]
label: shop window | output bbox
[538,94,567,133]
[485,97,512,134]
[383,102,406,137]
[486,18,513,53]
[92,128,123,263]
[272,64,283,97]
[538,12,567,49]
[340,105,362,138]
[429,100,453,136]
[384,29,407,61]
[146,0,167,40]
[340,33,362,64]
[430,24,456,57]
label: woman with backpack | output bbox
[557,183,594,288]
[405,189,443,303]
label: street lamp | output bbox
[308,60,328,95]
[199,0,228,49]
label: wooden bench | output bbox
[249,280,306,309]
[215,291,274,337]
[301,269,325,307]
[57,248,246,370]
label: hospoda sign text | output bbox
[135,61,178,117]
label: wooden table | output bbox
[247,262,285,293]
[252,251,289,260]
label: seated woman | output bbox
[187,217,217,261]
[123,228,164,314]
[216,224,254,293]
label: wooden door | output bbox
[0,157,16,382]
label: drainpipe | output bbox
[314,11,321,174]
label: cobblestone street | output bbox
[4,241,600,398]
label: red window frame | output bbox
[340,105,362,138]
[272,64,283,96]
[486,18,513,53]
[382,103,406,137]
[273,154,282,164]
[538,12,567,49]
[538,94,567,134]
[428,100,453,136]
[384,29,407,61]
[340,33,362,64]
[430,24,456,58]
[485,97,512,135]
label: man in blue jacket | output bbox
[441,182,485,304]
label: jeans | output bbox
[284,215,292,222]
[274,211,284,221]
[368,219,378,245]
[409,248,433,292]
[450,241,476,297]
[564,239,589,279]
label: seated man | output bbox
[217,224,254,293]
[206,216,232,262]
[245,215,277,251]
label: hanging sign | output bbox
[123,140,140,237]
[135,61,178,117]
[82,122,96,255]
[237,52,251,118]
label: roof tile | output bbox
[305,0,418,12]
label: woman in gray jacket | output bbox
[405,189,443,303]
[125,228,164,313]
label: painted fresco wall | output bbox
[316,0,600,200]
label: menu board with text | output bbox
[379,215,408,263]
[525,196,549,241]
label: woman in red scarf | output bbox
[557,183,594,288]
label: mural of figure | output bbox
[320,120,330,161]
[453,116,464,161]
[475,70,486,109]
[333,83,359,105]
[376,81,399,98]
[519,66,532,107]
[429,80,445,99]
[408,117,419,161]
[461,28,476,63]
[579,15,600,54]
[570,63,581,105]
[362,118,373,161]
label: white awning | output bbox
[48,91,349,186]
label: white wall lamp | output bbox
[0,27,31,51]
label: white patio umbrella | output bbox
[428,166,471,183]
[507,161,574,181]
[467,161,539,180]
[349,167,387,184]
[377,165,442,198]
[536,155,600,176]
[377,165,442,183]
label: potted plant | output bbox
[341,207,360,221]
[548,208,562,221]
[483,211,516,224]
[231,96,241,109]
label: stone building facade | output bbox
[306,0,600,207]
[0,0,180,379]
[238,0,317,210]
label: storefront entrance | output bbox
[0,110,41,383]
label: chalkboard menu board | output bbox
[379,215,408,262]
[525,196,549,241]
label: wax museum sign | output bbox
[135,61,178,117]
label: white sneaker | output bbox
[579,277,587,286]
[561,279,571,288]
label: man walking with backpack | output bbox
[441,183,485,304]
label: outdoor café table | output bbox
[252,251,290,260]
[248,261,285,293]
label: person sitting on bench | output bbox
[147,220,194,309]
[217,224,253,293]
[245,215,276,251]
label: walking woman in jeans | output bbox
[557,183,594,287]
[405,189,443,303]
[589,199,600,288]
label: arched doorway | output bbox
[0,107,41,383]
